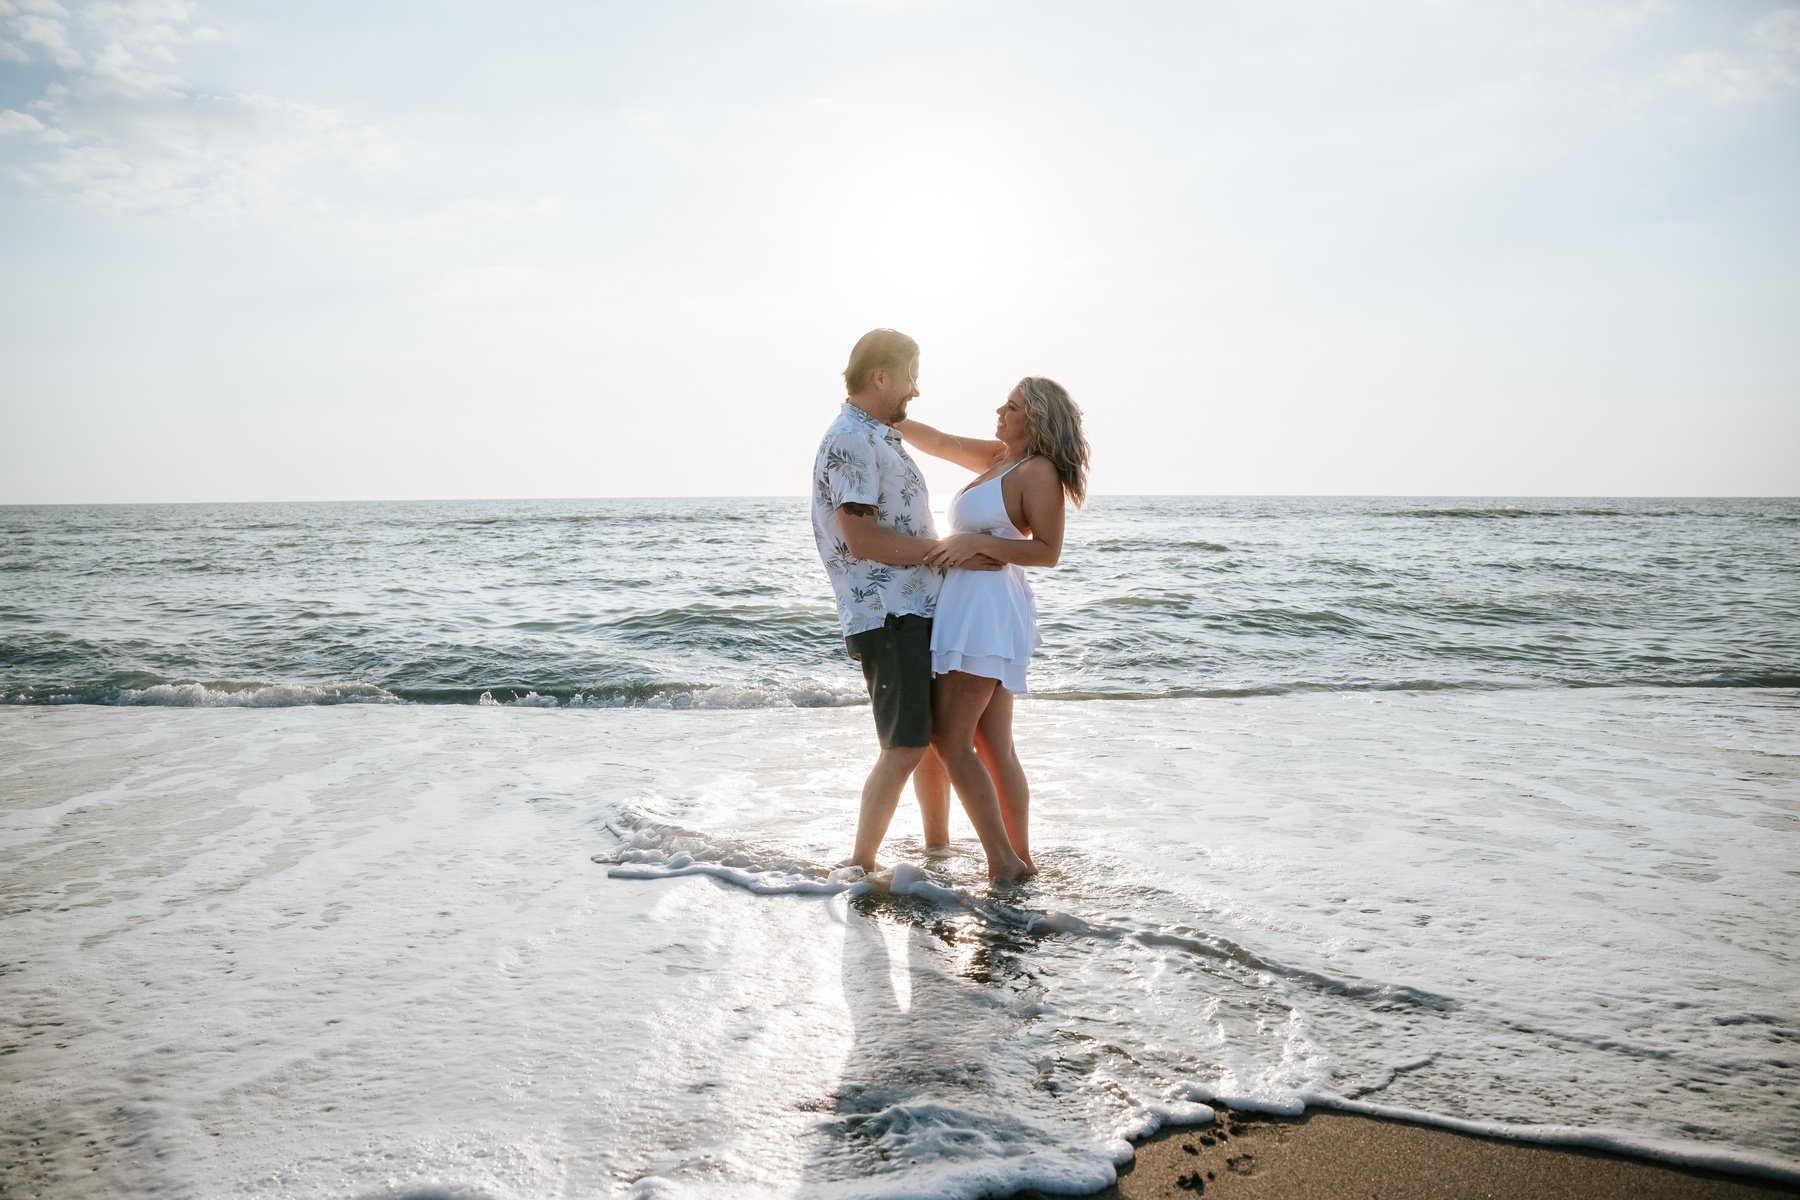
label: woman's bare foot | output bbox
[988,852,1034,884]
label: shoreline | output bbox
[1023,1108,1800,1199]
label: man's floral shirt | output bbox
[811,403,940,638]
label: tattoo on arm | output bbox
[840,502,877,518]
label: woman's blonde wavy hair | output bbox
[1016,377,1090,507]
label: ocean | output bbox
[2,496,1797,1197]
[4,496,1797,707]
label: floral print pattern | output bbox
[811,403,940,637]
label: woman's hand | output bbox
[924,534,993,570]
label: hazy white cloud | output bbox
[21,82,390,215]
[0,107,64,140]
[1,0,388,216]
[1670,5,1800,102]
[0,0,83,68]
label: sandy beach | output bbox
[1067,1109,1800,1199]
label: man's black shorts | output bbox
[845,613,933,749]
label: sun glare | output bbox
[797,135,1048,323]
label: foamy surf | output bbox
[4,689,1797,1198]
[598,808,1457,1015]
[596,812,1042,920]
[4,679,406,706]
[600,809,853,895]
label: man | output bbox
[811,328,974,871]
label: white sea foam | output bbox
[479,683,867,709]
[2,680,871,710]
[5,680,405,706]
[2,690,1797,1198]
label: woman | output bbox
[900,377,1089,879]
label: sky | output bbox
[1,0,1797,503]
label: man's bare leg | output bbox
[913,745,952,850]
[851,744,928,871]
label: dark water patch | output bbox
[1524,558,1636,578]
[1038,673,1800,701]
[1035,678,1518,701]
[1553,672,1800,691]
[1157,554,1244,572]
[712,580,787,597]
[1091,537,1229,553]
[610,603,836,633]
[1383,507,1549,519]
[1380,506,1696,520]
[1666,672,1800,690]
[1220,607,1365,635]
[1432,599,1562,628]
[448,511,754,528]
[1309,558,1379,577]
[1087,594,1196,610]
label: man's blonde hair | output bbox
[843,328,919,395]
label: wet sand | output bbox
[1027,1108,1800,1200]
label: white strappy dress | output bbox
[930,463,1042,693]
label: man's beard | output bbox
[892,398,910,423]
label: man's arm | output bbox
[838,504,1005,570]
[837,503,934,565]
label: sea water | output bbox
[3,496,1795,706]
[2,497,1798,1197]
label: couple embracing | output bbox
[810,328,1090,884]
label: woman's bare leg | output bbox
[931,671,1033,882]
[972,686,1033,872]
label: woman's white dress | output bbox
[931,464,1042,693]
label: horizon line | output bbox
[4,493,1798,508]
